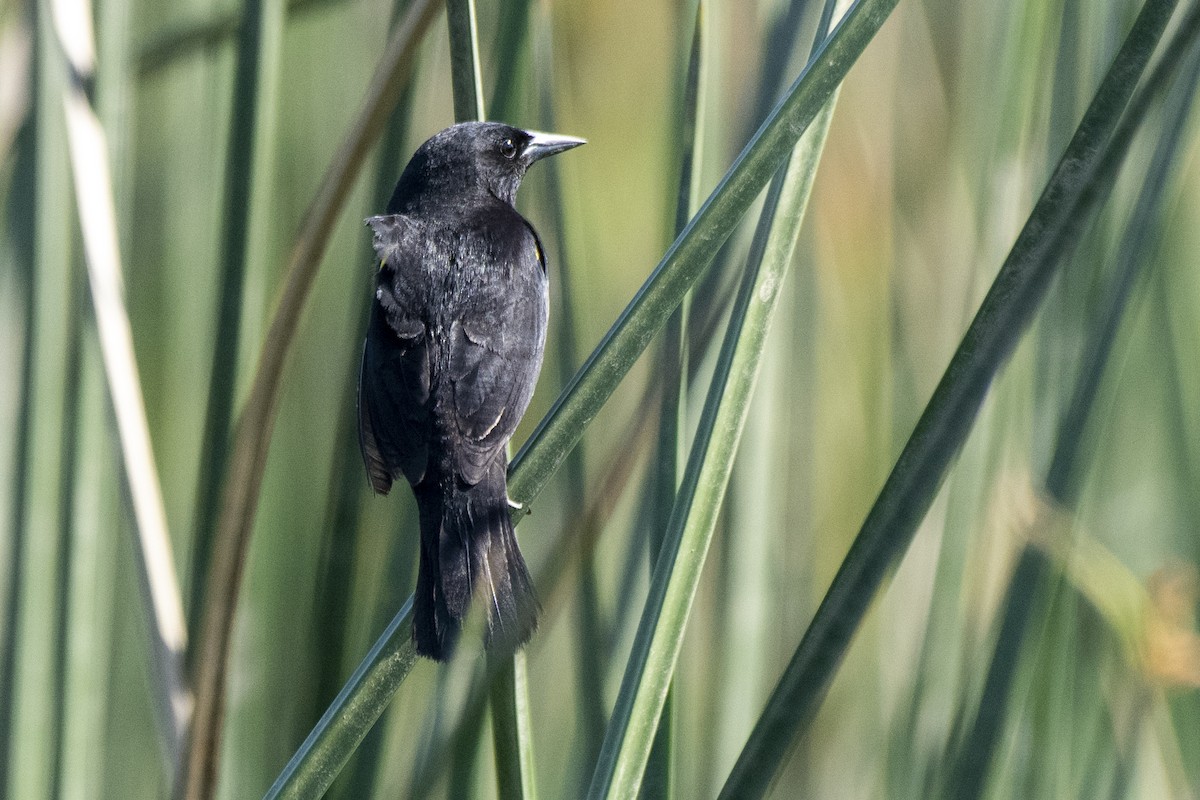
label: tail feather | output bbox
[413,491,458,659]
[482,512,540,653]
[412,459,539,661]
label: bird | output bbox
[358,122,584,661]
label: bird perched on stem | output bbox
[358,122,584,661]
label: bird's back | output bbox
[362,198,548,492]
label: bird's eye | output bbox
[498,138,518,160]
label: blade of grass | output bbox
[1154,271,1200,526]
[446,0,484,122]
[54,0,202,773]
[0,34,39,793]
[47,235,84,800]
[644,6,705,797]
[447,698,488,798]
[717,1,1187,796]
[404,667,453,800]
[262,601,419,800]
[134,0,349,77]
[489,651,538,800]
[59,24,192,773]
[188,1,441,798]
[0,18,32,165]
[485,0,531,123]
[709,3,839,790]
[261,2,901,793]
[58,0,134,786]
[943,545,1052,800]
[6,5,74,797]
[179,0,287,793]
[587,90,837,800]
[527,9,608,784]
[1044,44,1200,507]
[186,0,285,666]
[58,333,121,800]
[444,670,487,799]
[946,29,1200,800]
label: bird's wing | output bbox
[359,214,433,491]
[357,339,393,494]
[447,221,548,485]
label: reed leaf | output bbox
[718,1,1186,796]
[588,94,837,800]
[946,23,1200,800]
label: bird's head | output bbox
[387,122,585,212]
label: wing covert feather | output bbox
[448,223,548,484]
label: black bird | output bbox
[358,122,584,661]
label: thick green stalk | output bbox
[135,0,349,76]
[62,82,190,769]
[446,0,484,122]
[658,0,707,503]
[523,8,608,791]
[48,246,84,800]
[718,1,1185,797]
[262,602,418,800]
[187,0,287,659]
[489,652,538,800]
[7,6,73,797]
[946,28,1200,800]
[1044,38,1200,506]
[644,6,706,797]
[58,334,121,800]
[588,98,837,800]
[56,0,133,787]
[485,0,532,123]
[0,22,39,797]
[180,0,287,792]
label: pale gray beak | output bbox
[522,130,587,162]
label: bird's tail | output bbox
[412,459,539,661]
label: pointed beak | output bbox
[522,130,586,162]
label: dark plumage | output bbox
[358,122,584,661]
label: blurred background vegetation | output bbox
[2,0,1199,797]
